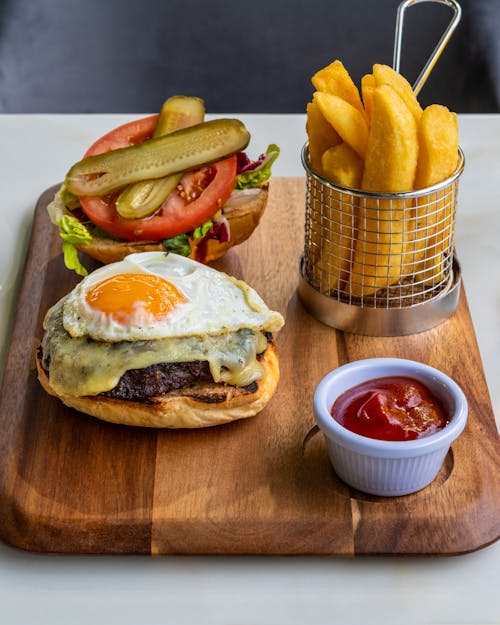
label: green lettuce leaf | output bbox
[192,219,213,240]
[57,214,92,276]
[235,144,280,190]
[61,242,87,277]
[163,218,215,257]
[162,234,191,256]
[58,214,92,245]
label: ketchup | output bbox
[331,376,449,441]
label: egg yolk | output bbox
[86,273,186,323]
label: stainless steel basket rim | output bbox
[297,255,462,336]
[299,253,460,309]
[301,143,465,199]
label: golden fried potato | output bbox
[361,74,375,121]
[306,100,341,174]
[312,59,365,115]
[346,196,411,298]
[372,64,422,122]
[310,188,355,295]
[362,84,418,192]
[314,91,369,159]
[321,142,364,189]
[346,85,418,297]
[414,104,459,188]
[412,104,459,283]
[408,188,454,285]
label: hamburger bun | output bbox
[74,187,268,266]
[36,341,279,429]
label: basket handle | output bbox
[393,0,462,95]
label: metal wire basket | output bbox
[298,148,464,335]
[298,0,464,336]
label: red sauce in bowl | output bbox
[331,376,449,441]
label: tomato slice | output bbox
[84,115,159,155]
[79,116,237,241]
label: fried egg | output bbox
[62,252,284,342]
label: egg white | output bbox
[62,252,284,342]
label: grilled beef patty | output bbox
[102,360,213,400]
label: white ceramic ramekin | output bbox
[313,358,468,496]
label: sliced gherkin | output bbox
[115,95,205,219]
[66,118,250,197]
[115,175,181,219]
[153,95,205,137]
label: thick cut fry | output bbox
[411,104,459,283]
[306,100,341,174]
[373,64,423,122]
[310,187,356,295]
[361,73,375,89]
[346,85,418,297]
[312,60,365,115]
[314,91,369,159]
[407,187,455,286]
[321,142,364,189]
[346,196,414,298]
[314,139,362,290]
[361,74,375,121]
[361,85,418,192]
[414,104,458,188]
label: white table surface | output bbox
[0,113,498,625]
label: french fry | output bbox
[346,84,418,297]
[361,73,375,121]
[310,186,356,295]
[321,142,364,189]
[312,59,366,116]
[415,104,458,188]
[314,91,369,159]
[306,100,341,174]
[411,104,459,283]
[361,85,418,192]
[372,64,423,122]
[315,143,363,290]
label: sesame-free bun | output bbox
[36,342,280,429]
[75,187,268,266]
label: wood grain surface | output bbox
[0,178,498,555]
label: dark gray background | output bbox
[0,0,498,114]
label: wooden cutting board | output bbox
[0,179,498,555]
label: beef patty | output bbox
[102,360,213,400]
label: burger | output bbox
[36,251,284,428]
[47,95,279,276]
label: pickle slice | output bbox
[115,95,205,219]
[66,118,250,197]
[115,175,181,219]
[153,95,205,137]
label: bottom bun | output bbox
[76,187,269,266]
[36,343,280,428]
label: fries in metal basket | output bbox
[305,59,460,300]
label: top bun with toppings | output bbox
[47,96,279,276]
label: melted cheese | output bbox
[41,300,268,397]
